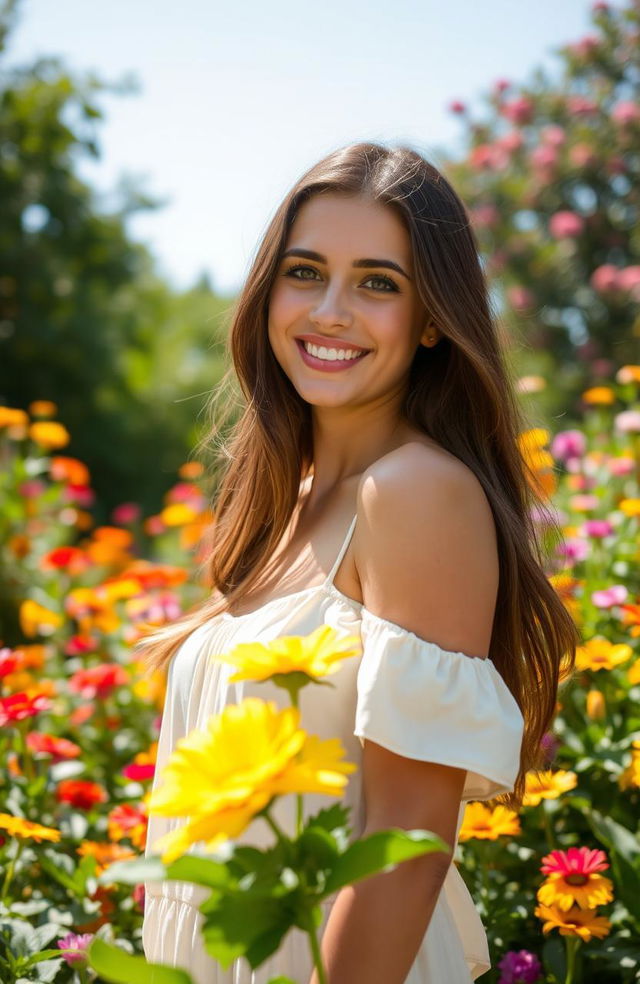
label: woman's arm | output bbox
[308,445,500,984]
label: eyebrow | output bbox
[281,248,411,281]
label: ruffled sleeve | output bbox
[353,608,525,802]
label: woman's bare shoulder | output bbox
[358,435,481,498]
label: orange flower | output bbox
[534,902,611,940]
[0,406,29,431]
[582,386,615,405]
[178,461,205,479]
[458,802,521,841]
[107,803,148,849]
[0,813,61,843]
[50,456,90,486]
[56,779,107,810]
[538,847,613,911]
[29,421,70,449]
[619,603,640,638]
[28,400,57,417]
[77,841,137,875]
[575,637,633,671]
[616,365,640,384]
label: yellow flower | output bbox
[160,503,199,526]
[537,871,613,912]
[534,902,611,941]
[619,739,640,791]
[458,802,521,841]
[148,697,356,863]
[582,386,615,405]
[619,497,640,518]
[628,660,640,686]
[19,599,63,638]
[0,813,61,843]
[212,625,361,684]
[0,406,29,430]
[28,421,70,449]
[575,638,633,671]
[77,840,137,875]
[522,769,578,807]
[518,428,550,452]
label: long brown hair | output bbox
[138,141,579,810]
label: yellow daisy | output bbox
[211,625,361,683]
[619,740,640,791]
[575,637,633,671]
[522,769,578,807]
[458,802,521,841]
[534,902,611,941]
[0,813,61,843]
[148,697,356,863]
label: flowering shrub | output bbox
[0,365,639,983]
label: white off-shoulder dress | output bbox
[143,512,525,983]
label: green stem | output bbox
[542,805,556,851]
[287,688,304,835]
[263,809,289,848]
[306,908,328,984]
[16,721,35,784]
[1,837,24,904]
[564,935,580,984]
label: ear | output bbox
[419,322,440,348]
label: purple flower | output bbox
[540,732,559,766]
[57,932,94,966]
[498,948,543,983]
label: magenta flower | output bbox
[549,210,584,239]
[551,429,586,462]
[449,100,466,114]
[540,732,559,766]
[591,585,628,609]
[584,519,613,538]
[498,948,543,983]
[57,932,94,966]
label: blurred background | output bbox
[1,0,638,516]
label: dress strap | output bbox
[324,513,358,587]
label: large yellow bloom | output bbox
[522,769,578,807]
[458,802,521,841]
[0,813,61,843]
[534,902,611,941]
[537,871,613,912]
[211,625,361,683]
[148,697,356,863]
[575,637,633,672]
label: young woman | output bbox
[140,142,578,983]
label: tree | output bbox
[440,0,640,419]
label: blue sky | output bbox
[9,0,597,294]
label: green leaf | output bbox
[542,937,566,983]
[98,855,168,886]
[324,828,449,894]
[87,938,195,984]
[587,809,640,865]
[166,855,233,890]
[267,978,297,983]
[201,893,294,970]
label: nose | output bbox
[309,280,354,329]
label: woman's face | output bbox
[267,193,435,411]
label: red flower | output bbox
[64,635,98,657]
[56,779,107,810]
[69,704,95,726]
[68,663,128,700]
[540,846,609,877]
[26,732,82,761]
[0,648,18,678]
[0,692,52,726]
[40,546,87,572]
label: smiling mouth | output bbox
[297,338,370,361]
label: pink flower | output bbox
[540,846,609,877]
[540,731,559,765]
[566,96,598,115]
[496,130,524,152]
[591,585,628,608]
[494,78,511,93]
[449,100,466,114]
[111,502,142,525]
[549,211,584,239]
[19,479,46,498]
[615,410,640,434]
[501,96,534,125]
[133,883,146,911]
[470,204,500,229]
[590,264,620,292]
[583,519,613,538]
[570,144,598,169]
[123,762,155,781]
[507,286,535,310]
[530,146,558,170]
[569,494,599,511]
[607,456,635,476]
[556,537,590,562]
[618,266,640,292]
[57,932,94,966]
[551,429,586,462]
[541,125,566,147]
[611,101,640,126]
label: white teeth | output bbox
[302,341,365,361]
